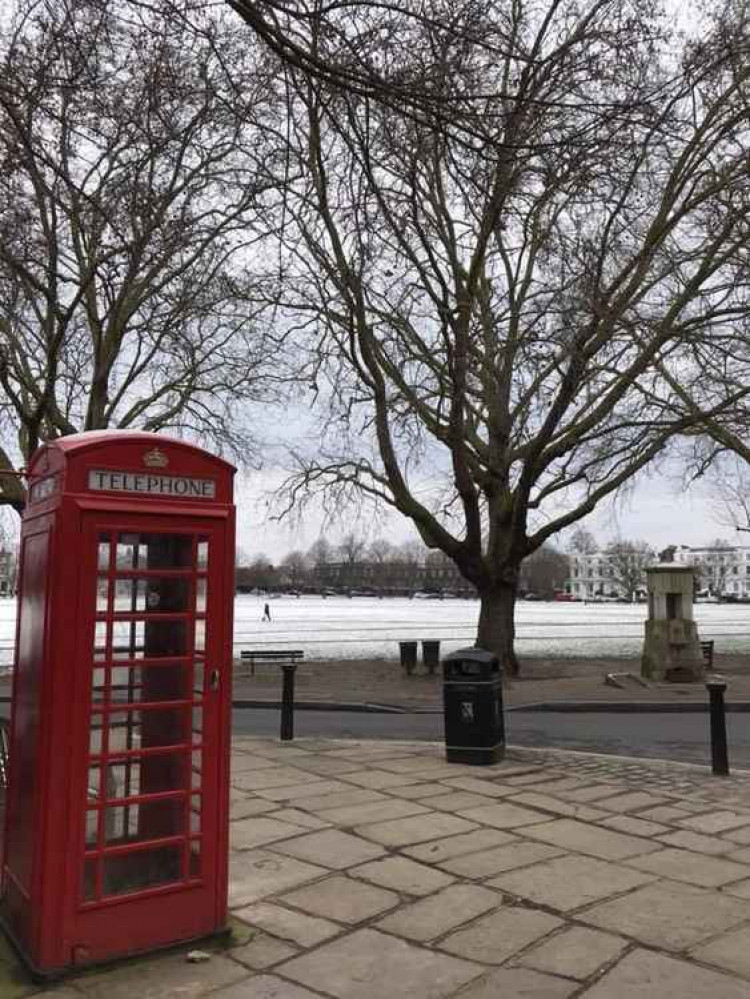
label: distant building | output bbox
[671,544,750,599]
[566,551,647,601]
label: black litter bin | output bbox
[443,647,504,765]
[399,641,418,674]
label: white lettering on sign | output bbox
[88,469,216,499]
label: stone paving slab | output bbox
[279,927,482,999]
[11,737,750,999]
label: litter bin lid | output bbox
[443,647,498,665]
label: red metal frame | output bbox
[1,433,235,977]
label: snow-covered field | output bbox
[1,594,750,665]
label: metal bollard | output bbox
[706,679,729,776]
[280,662,298,741]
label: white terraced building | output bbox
[567,544,750,601]
[566,552,647,601]
[671,544,750,599]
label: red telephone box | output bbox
[1,431,235,977]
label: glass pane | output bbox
[104,797,186,845]
[102,844,182,896]
[193,663,204,696]
[112,620,145,659]
[86,809,99,846]
[88,767,101,800]
[117,533,193,570]
[96,577,109,612]
[110,663,191,704]
[89,718,103,756]
[192,707,203,737]
[195,578,207,613]
[114,578,190,614]
[97,535,111,570]
[108,708,190,753]
[189,839,200,877]
[190,795,201,834]
[106,753,189,797]
[196,540,208,569]
[94,621,108,661]
[191,750,201,790]
[112,619,188,659]
[83,858,98,901]
[92,668,106,702]
[194,620,205,652]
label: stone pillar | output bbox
[641,564,704,682]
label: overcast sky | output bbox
[235,466,736,562]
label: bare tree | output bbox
[261,0,748,672]
[520,544,569,600]
[567,528,599,556]
[605,540,655,602]
[0,0,283,511]
[280,550,309,588]
[337,533,367,565]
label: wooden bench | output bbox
[238,649,304,677]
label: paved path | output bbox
[9,739,750,996]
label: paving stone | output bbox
[721,825,750,846]
[351,856,456,896]
[232,767,326,791]
[441,777,515,798]
[517,925,627,981]
[279,927,481,999]
[507,791,607,822]
[269,808,332,830]
[450,966,576,998]
[458,802,548,829]
[404,828,517,864]
[231,754,283,773]
[389,783,452,800]
[270,829,386,869]
[420,792,502,812]
[498,771,563,787]
[598,814,671,838]
[678,811,750,834]
[728,846,750,864]
[256,779,354,802]
[636,804,692,823]
[513,777,589,795]
[233,901,341,946]
[282,875,399,923]
[301,789,391,812]
[228,849,329,907]
[625,847,750,887]
[231,816,310,850]
[658,829,734,856]
[231,797,278,821]
[439,906,562,964]
[439,842,565,879]
[355,812,478,848]
[230,931,299,969]
[294,758,367,776]
[578,948,750,998]
[345,770,438,789]
[487,854,655,912]
[691,923,750,979]
[522,818,659,860]
[593,791,669,813]
[579,880,750,951]
[375,884,502,941]
[722,877,750,899]
[556,785,623,803]
[71,950,250,998]
[314,798,430,826]
[210,974,324,998]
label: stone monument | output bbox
[641,563,704,682]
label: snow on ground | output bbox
[0,594,749,665]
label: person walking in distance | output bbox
[262,602,271,622]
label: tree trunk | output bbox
[476,581,520,677]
